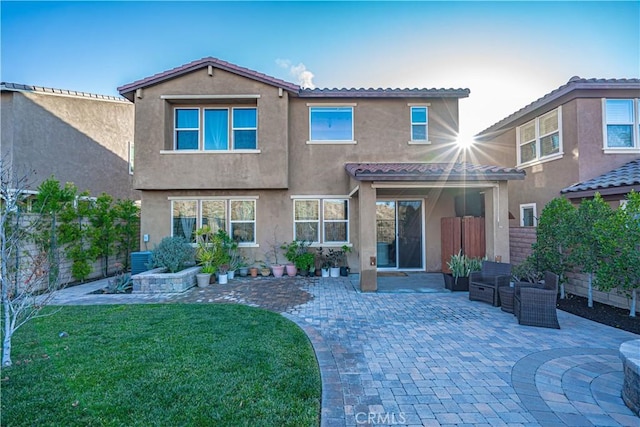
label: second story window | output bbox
[174,107,257,151]
[517,107,562,166]
[175,109,200,150]
[604,99,639,150]
[410,106,428,142]
[309,106,354,142]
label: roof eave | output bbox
[117,57,300,99]
[348,172,525,182]
[299,89,470,99]
[561,184,640,199]
[476,79,640,137]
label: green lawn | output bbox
[1,304,321,426]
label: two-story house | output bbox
[1,82,138,201]
[475,77,640,265]
[118,57,525,291]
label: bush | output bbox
[150,236,195,273]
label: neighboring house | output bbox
[1,82,139,202]
[476,76,640,228]
[118,57,524,291]
[475,77,640,309]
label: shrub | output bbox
[150,236,194,273]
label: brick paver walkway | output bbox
[47,275,639,426]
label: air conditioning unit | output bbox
[131,251,152,275]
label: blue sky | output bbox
[2,1,638,136]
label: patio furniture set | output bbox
[468,261,560,329]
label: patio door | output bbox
[376,200,423,270]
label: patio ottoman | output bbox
[499,286,514,313]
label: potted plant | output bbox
[339,244,352,276]
[210,229,232,281]
[237,256,249,277]
[327,248,341,277]
[195,226,215,287]
[444,251,482,291]
[218,264,229,284]
[315,247,330,277]
[259,261,271,277]
[295,251,315,277]
[282,240,313,276]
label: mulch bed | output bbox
[557,293,640,335]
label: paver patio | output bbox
[46,274,639,427]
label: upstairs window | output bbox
[309,106,354,142]
[175,109,199,150]
[604,99,639,150]
[517,107,562,165]
[410,106,428,142]
[174,107,257,151]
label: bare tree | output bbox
[1,159,63,367]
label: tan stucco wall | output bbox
[1,90,137,200]
[132,68,289,190]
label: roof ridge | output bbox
[117,56,300,96]
[1,82,128,102]
[477,77,640,136]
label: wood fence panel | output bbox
[462,216,486,259]
[441,217,461,273]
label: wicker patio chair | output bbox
[514,271,560,329]
[469,261,512,306]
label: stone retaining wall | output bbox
[132,266,200,293]
[620,340,640,416]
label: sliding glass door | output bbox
[376,200,423,269]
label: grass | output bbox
[1,304,321,426]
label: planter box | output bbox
[132,266,200,293]
[443,273,470,292]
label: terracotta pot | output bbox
[249,267,258,277]
[285,264,297,276]
[272,264,285,278]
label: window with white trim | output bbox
[128,141,134,174]
[410,106,428,141]
[309,107,354,142]
[174,107,257,151]
[604,99,639,150]
[171,198,256,245]
[517,107,562,165]
[293,198,349,243]
[520,203,537,227]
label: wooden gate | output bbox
[441,216,485,272]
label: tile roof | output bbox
[561,159,640,195]
[117,57,470,100]
[1,82,128,102]
[345,162,525,182]
[300,87,470,98]
[117,57,300,98]
[477,77,640,137]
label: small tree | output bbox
[31,177,77,286]
[532,197,575,298]
[88,193,116,277]
[58,191,93,281]
[569,193,614,308]
[113,199,140,271]
[1,161,63,367]
[595,190,640,317]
